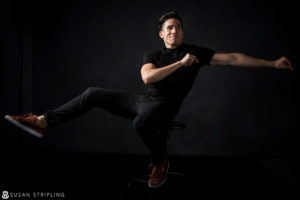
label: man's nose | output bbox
[171,27,177,33]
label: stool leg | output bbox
[158,129,169,138]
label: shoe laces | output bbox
[21,113,36,117]
[17,113,37,121]
[149,163,165,178]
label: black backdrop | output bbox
[1,0,298,157]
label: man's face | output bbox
[159,18,184,49]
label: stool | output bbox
[160,120,186,137]
[128,121,186,187]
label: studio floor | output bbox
[1,152,299,199]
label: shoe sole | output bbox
[4,115,43,138]
[148,161,169,189]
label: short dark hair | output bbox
[158,11,183,30]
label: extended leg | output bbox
[5,87,140,137]
[44,87,139,127]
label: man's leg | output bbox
[6,87,139,137]
[133,101,179,188]
[44,87,138,127]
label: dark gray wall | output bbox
[1,0,24,152]
[2,0,298,157]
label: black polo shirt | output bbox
[142,44,215,104]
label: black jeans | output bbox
[44,87,181,164]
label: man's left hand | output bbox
[274,56,294,70]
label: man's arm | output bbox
[210,53,294,70]
[141,53,199,84]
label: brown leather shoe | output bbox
[148,157,169,188]
[5,113,46,138]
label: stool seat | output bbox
[165,121,186,131]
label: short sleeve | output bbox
[143,51,156,65]
[190,46,216,65]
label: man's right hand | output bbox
[141,53,199,84]
[180,53,199,67]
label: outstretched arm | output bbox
[210,53,294,70]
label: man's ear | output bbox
[159,31,163,39]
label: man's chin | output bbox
[169,41,179,46]
[171,42,182,47]
[165,41,182,48]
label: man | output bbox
[5,12,293,189]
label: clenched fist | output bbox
[180,53,199,67]
[274,56,294,70]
